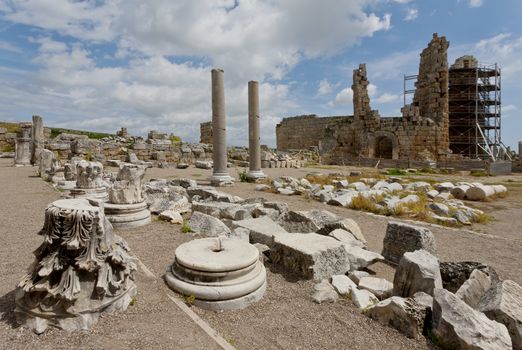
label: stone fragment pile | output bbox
[258,174,508,226]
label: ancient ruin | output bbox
[104,163,151,229]
[246,80,266,180]
[15,198,137,333]
[209,68,234,186]
[276,34,511,173]
[68,160,109,201]
[14,122,32,166]
[165,237,267,310]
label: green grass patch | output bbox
[386,168,407,176]
[181,221,192,233]
[1,145,14,152]
[49,127,112,140]
[0,122,21,133]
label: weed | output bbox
[387,168,407,176]
[49,127,112,139]
[225,337,238,348]
[470,170,489,177]
[184,294,196,305]
[239,169,248,182]
[190,173,202,177]
[170,135,182,144]
[475,212,493,224]
[181,221,192,233]
[130,297,137,306]
[349,194,382,214]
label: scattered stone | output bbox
[430,213,458,225]
[270,233,351,280]
[413,291,434,309]
[277,188,295,195]
[439,261,487,293]
[366,296,427,339]
[456,268,498,309]
[255,184,271,191]
[188,211,231,237]
[328,229,364,248]
[316,218,366,244]
[280,209,339,233]
[431,288,512,350]
[382,222,436,265]
[393,250,442,297]
[176,163,189,169]
[349,271,371,285]
[312,280,338,304]
[232,216,290,247]
[466,185,496,201]
[479,280,522,350]
[351,288,379,309]
[229,227,250,242]
[331,275,357,296]
[429,202,450,216]
[344,246,384,271]
[359,277,393,300]
[195,160,213,169]
[159,209,184,224]
[427,190,439,199]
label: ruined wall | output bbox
[200,121,212,144]
[276,115,348,151]
[277,33,452,164]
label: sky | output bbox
[0,0,521,149]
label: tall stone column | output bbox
[209,69,234,186]
[519,141,522,164]
[246,81,266,180]
[14,122,32,166]
[31,115,44,165]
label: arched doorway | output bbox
[375,135,394,159]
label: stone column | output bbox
[31,115,44,165]
[247,81,266,180]
[519,141,522,164]
[209,69,234,185]
[14,122,32,166]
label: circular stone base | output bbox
[104,202,151,229]
[246,170,267,179]
[68,187,109,201]
[165,237,267,310]
[209,173,234,186]
[192,279,266,311]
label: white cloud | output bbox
[375,92,400,103]
[392,0,413,4]
[317,79,333,95]
[469,0,484,8]
[404,8,418,21]
[0,0,392,146]
[0,40,22,53]
[334,87,353,105]
[368,83,378,97]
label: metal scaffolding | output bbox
[448,62,505,160]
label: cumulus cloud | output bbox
[375,92,400,103]
[334,87,353,105]
[468,0,484,8]
[404,8,418,21]
[317,79,333,95]
[0,0,392,146]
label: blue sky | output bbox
[0,0,520,150]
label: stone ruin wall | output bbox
[275,115,347,151]
[276,33,451,164]
[200,121,212,144]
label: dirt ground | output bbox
[1,159,521,350]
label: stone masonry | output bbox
[276,33,452,163]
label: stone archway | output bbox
[369,131,399,159]
[375,136,393,159]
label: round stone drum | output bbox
[165,237,266,310]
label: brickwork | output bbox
[200,121,212,144]
[276,33,452,163]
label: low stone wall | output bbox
[200,121,212,144]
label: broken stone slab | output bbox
[232,216,290,247]
[430,213,458,225]
[349,271,371,285]
[440,261,489,293]
[454,209,473,225]
[435,192,453,201]
[159,209,184,224]
[255,184,271,191]
[327,191,358,207]
[413,291,434,309]
[192,201,241,219]
[331,275,357,296]
[351,288,379,309]
[251,207,280,221]
[264,201,289,214]
[195,160,213,169]
[466,185,496,201]
[186,186,243,203]
[456,267,499,309]
[328,229,364,248]
[270,233,351,281]
[349,182,370,191]
[404,182,432,192]
[316,218,366,244]
[427,190,439,199]
[358,277,393,300]
[479,280,522,350]
[277,187,295,195]
[428,202,450,216]
[279,209,339,233]
[382,221,436,265]
[393,249,442,297]
[432,288,512,350]
[168,178,198,189]
[366,296,427,339]
[451,185,471,199]
[188,211,231,237]
[312,280,338,304]
[344,246,384,271]
[434,182,455,192]
[229,227,250,242]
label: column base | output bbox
[246,170,267,180]
[209,172,234,187]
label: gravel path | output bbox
[0,159,221,350]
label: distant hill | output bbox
[0,121,113,139]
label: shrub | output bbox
[181,221,192,233]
